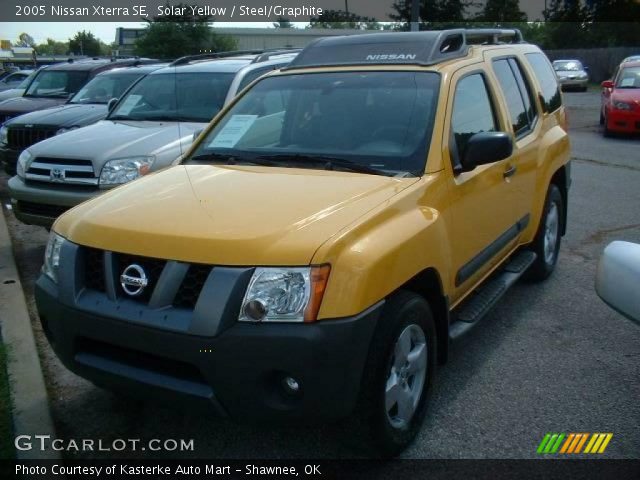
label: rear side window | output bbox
[492,58,538,137]
[451,73,497,158]
[525,52,562,113]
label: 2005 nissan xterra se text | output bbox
[35,30,570,456]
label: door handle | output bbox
[503,165,517,178]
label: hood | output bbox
[611,89,640,106]
[0,89,24,102]
[556,71,586,78]
[0,96,66,115]
[6,103,107,129]
[55,165,417,265]
[27,119,204,169]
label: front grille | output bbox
[26,157,97,186]
[16,200,70,219]
[81,247,214,310]
[173,264,212,309]
[7,126,57,149]
[84,248,105,292]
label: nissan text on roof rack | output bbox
[35,30,570,456]
[7,49,299,227]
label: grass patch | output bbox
[0,343,15,459]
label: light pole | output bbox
[411,0,420,31]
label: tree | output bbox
[35,38,69,56]
[69,31,103,56]
[390,0,472,25]
[15,33,35,47]
[273,17,293,28]
[308,9,381,29]
[134,3,237,59]
[475,0,527,23]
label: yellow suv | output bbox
[35,29,570,456]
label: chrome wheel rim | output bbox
[544,202,560,265]
[385,324,427,429]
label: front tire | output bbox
[525,184,564,282]
[350,291,436,457]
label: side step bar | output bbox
[449,251,537,340]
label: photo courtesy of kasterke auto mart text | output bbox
[33,28,572,456]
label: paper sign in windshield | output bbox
[208,115,257,148]
[116,94,142,115]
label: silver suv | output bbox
[8,50,298,227]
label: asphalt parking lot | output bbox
[0,89,639,460]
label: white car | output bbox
[596,241,640,325]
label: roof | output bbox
[285,29,524,70]
[96,63,168,76]
[152,50,299,75]
[621,60,640,67]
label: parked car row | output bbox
[1,50,299,226]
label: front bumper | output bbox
[606,109,640,134]
[0,144,19,174]
[35,273,381,422]
[558,78,588,90]
[8,175,98,227]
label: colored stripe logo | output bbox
[537,433,613,454]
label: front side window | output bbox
[526,53,562,113]
[108,71,234,122]
[70,72,145,104]
[189,71,441,177]
[451,73,497,158]
[24,70,89,98]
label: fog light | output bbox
[282,376,300,394]
[244,299,267,321]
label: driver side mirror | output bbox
[601,80,614,89]
[107,97,118,112]
[460,132,513,172]
[596,241,640,326]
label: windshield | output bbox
[25,70,89,98]
[188,71,440,176]
[109,71,234,122]
[553,61,583,72]
[616,66,640,88]
[70,71,145,104]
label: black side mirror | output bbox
[107,97,118,113]
[461,132,513,172]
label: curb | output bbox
[0,205,60,460]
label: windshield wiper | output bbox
[189,153,280,166]
[255,154,388,176]
[108,115,132,121]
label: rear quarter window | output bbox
[525,52,562,113]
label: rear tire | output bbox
[525,184,564,282]
[599,110,604,125]
[349,291,436,457]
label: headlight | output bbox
[99,156,154,187]
[43,232,65,283]
[56,126,78,135]
[613,101,632,111]
[0,125,7,144]
[239,265,330,323]
[578,73,587,79]
[17,149,33,179]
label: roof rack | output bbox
[284,28,524,71]
[250,48,302,63]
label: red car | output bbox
[601,61,640,135]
